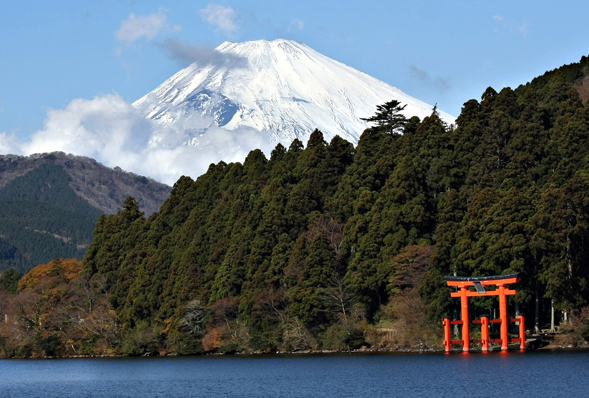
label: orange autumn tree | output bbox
[0,258,120,358]
[18,257,83,291]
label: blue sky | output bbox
[0,1,587,182]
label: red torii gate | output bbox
[443,273,525,352]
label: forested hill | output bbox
[0,163,101,273]
[0,153,171,274]
[0,152,171,215]
[3,55,588,357]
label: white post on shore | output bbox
[551,300,555,332]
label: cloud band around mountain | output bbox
[11,94,272,186]
[158,39,248,68]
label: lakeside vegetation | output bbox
[2,56,589,357]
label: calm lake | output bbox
[0,350,587,397]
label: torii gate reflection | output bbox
[443,273,525,352]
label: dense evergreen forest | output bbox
[2,55,589,357]
[0,164,102,274]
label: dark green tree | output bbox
[361,100,408,135]
[0,268,20,294]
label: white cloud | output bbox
[23,95,150,171]
[289,19,304,31]
[0,132,22,155]
[115,10,169,43]
[199,4,238,36]
[492,15,529,38]
[19,95,272,185]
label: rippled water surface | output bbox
[0,350,587,397]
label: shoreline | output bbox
[2,342,588,360]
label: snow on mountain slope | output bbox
[133,39,455,147]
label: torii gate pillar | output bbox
[459,286,470,351]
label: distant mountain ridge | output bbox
[0,152,171,273]
[134,39,455,147]
[0,152,171,216]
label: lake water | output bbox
[0,350,587,397]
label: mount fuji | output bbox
[133,39,454,148]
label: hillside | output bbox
[80,54,589,355]
[1,55,589,357]
[0,153,171,273]
[90,54,589,353]
[0,152,171,215]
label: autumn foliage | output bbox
[18,257,83,291]
[0,258,119,358]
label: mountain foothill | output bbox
[0,152,171,275]
[2,54,589,358]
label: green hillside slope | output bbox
[82,55,589,354]
[0,164,102,273]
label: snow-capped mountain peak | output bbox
[133,39,454,146]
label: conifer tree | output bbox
[361,100,408,135]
